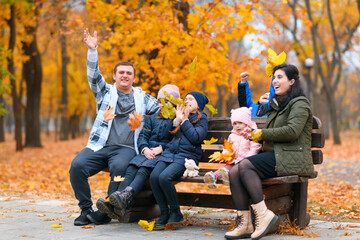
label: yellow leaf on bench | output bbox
[203,137,218,145]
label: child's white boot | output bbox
[251,200,278,240]
[225,210,253,239]
[219,168,230,186]
[204,171,217,189]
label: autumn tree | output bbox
[21,0,43,147]
[85,0,259,115]
[6,2,23,150]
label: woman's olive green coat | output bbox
[261,96,314,176]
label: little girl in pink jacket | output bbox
[204,107,262,188]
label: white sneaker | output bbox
[219,168,230,186]
[204,171,217,189]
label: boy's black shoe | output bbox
[96,198,120,220]
[87,210,112,225]
[74,208,93,226]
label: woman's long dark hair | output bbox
[273,64,306,110]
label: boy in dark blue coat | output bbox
[150,91,209,230]
[96,85,180,219]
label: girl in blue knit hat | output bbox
[149,91,209,230]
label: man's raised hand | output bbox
[83,28,97,49]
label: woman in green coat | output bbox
[225,64,313,240]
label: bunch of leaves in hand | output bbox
[208,139,235,164]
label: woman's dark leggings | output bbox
[229,159,265,210]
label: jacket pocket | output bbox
[279,144,305,175]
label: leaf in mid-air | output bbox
[206,104,218,116]
[160,98,176,119]
[203,137,218,145]
[189,56,198,74]
[265,48,286,77]
[103,106,116,122]
[128,111,143,131]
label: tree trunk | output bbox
[59,16,69,141]
[0,95,4,142]
[326,90,341,144]
[22,25,42,148]
[69,114,80,139]
[7,5,22,151]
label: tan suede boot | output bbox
[251,201,278,240]
[225,210,253,239]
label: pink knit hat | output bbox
[157,84,180,100]
[230,107,257,129]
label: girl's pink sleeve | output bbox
[245,140,262,157]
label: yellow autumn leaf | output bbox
[251,130,262,143]
[205,104,218,116]
[265,48,287,77]
[205,233,213,236]
[189,56,198,74]
[282,0,288,3]
[203,137,218,145]
[160,98,176,119]
[138,220,155,231]
[113,176,125,182]
[208,151,222,163]
[50,224,63,228]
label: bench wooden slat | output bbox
[311,133,325,148]
[200,150,323,165]
[204,132,324,148]
[208,116,322,131]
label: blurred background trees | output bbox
[0,0,359,150]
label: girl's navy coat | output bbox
[155,112,208,166]
[129,113,174,168]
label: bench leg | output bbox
[293,181,309,228]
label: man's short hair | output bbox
[113,61,136,76]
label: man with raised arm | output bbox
[69,29,159,226]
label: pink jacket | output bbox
[223,128,262,164]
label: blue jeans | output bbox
[149,161,186,211]
[117,165,152,196]
[69,145,136,209]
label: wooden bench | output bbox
[118,116,325,231]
